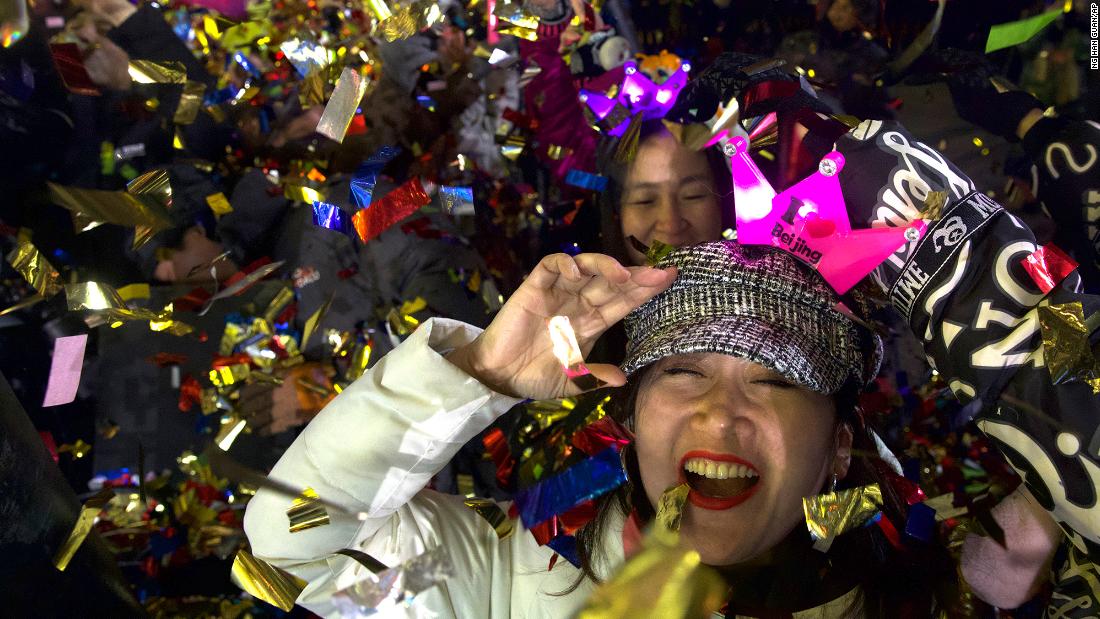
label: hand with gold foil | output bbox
[446,253,675,399]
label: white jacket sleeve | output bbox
[242,317,525,616]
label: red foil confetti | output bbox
[49,43,101,96]
[1021,243,1078,294]
[178,374,202,412]
[352,178,431,243]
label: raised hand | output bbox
[446,253,676,400]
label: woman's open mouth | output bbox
[680,451,761,510]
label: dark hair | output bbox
[596,120,735,264]
[565,373,956,617]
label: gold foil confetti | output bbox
[58,439,92,459]
[655,483,690,536]
[315,67,372,143]
[283,181,325,204]
[0,294,44,316]
[219,22,267,51]
[66,282,128,312]
[613,114,643,163]
[6,239,61,297]
[216,417,248,451]
[53,488,115,571]
[210,363,250,388]
[346,341,372,381]
[287,487,331,533]
[1038,302,1100,392]
[919,190,948,223]
[301,292,334,350]
[463,498,514,539]
[231,549,307,611]
[262,287,295,324]
[803,483,883,552]
[127,60,187,84]
[116,283,150,301]
[546,144,573,160]
[298,70,326,108]
[206,192,233,218]
[48,182,173,234]
[574,521,725,618]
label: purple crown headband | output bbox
[578,59,690,137]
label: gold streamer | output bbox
[287,487,331,533]
[206,192,233,218]
[463,498,514,539]
[53,488,115,571]
[613,113,643,163]
[301,292,334,350]
[574,520,725,618]
[919,191,948,223]
[803,483,883,552]
[655,483,689,536]
[48,182,173,234]
[1038,302,1100,392]
[127,60,187,84]
[230,549,307,611]
[6,240,61,297]
[174,81,206,125]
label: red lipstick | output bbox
[678,450,762,511]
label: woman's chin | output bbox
[680,525,754,566]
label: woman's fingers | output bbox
[525,253,582,290]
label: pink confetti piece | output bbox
[42,334,88,407]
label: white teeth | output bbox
[683,458,758,479]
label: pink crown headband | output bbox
[578,59,690,137]
[725,136,926,294]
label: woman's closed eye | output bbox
[664,366,704,377]
[753,377,796,389]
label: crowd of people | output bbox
[0,0,1098,616]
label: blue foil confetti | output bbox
[232,52,261,78]
[350,146,402,209]
[513,446,626,528]
[904,502,936,543]
[312,201,352,235]
[438,186,474,214]
[546,534,581,568]
[564,169,609,192]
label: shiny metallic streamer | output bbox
[230,549,307,611]
[803,483,883,552]
[287,487,331,533]
[53,488,115,571]
[316,67,371,143]
[6,239,61,297]
[331,545,454,613]
[463,498,515,539]
[350,146,401,209]
[513,446,627,528]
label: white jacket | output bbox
[243,318,868,618]
[243,318,626,618]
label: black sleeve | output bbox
[837,120,1100,561]
[1020,116,1100,290]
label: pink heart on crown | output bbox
[803,214,836,238]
